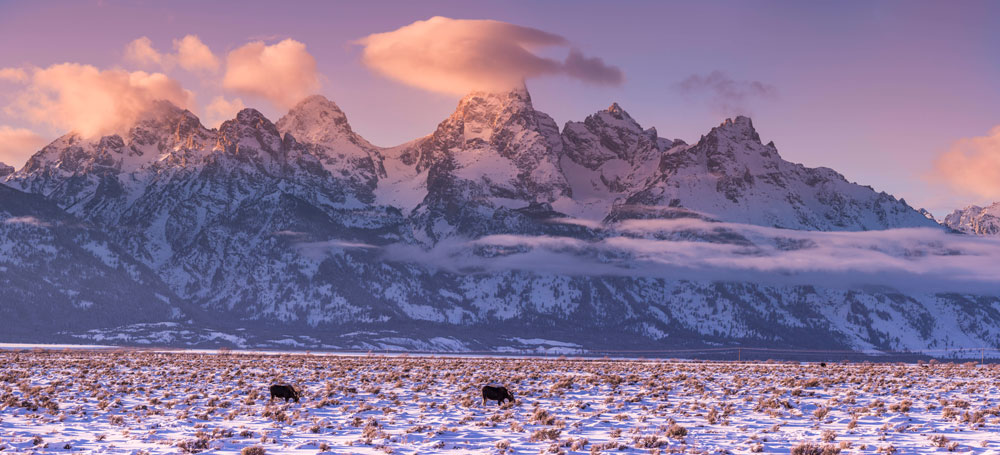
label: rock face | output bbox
[944,202,1000,236]
[557,103,682,219]
[0,162,13,178]
[1,87,996,355]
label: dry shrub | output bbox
[666,423,687,439]
[530,428,562,441]
[790,442,840,455]
[241,447,266,455]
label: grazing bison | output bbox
[482,385,515,406]
[269,384,299,403]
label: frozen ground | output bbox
[1,350,999,454]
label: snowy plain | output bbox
[2,349,1000,454]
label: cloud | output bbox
[0,68,29,83]
[123,35,219,73]
[222,38,320,109]
[204,96,245,128]
[0,126,47,168]
[174,35,220,73]
[677,70,776,115]
[5,63,195,138]
[3,216,50,227]
[933,125,1000,200]
[356,16,624,95]
[293,239,378,260]
[123,36,165,68]
[377,218,1000,294]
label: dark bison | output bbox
[482,385,515,405]
[269,384,299,403]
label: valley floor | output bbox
[1,350,999,454]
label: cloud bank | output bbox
[3,63,195,138]
[222,39,320,109]
[934,125,1000,200]
[0,126,47,168]
[376,219,1000,294]
[678,70,776,115]
[356,16,624,95]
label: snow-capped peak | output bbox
[943,202,1000,236]
[0,162,13,178]
[277,95,364,146]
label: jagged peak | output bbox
[707,115,761,144]
[0,162,14,177]
[233,108,270,125]
[589,101,642,129]
[219,108,281,144]
[456,85,534,113]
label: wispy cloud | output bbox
[3,216,51,227]
[677,70,776,115]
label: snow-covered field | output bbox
[2,350,999,454]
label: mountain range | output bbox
[2,86,999,356]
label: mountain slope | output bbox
[0,184,185,340]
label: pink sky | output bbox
[1,0,998,216]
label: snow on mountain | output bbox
[276,95,386,200]
[943,202,1000,236]
[401,87,581,241]
[0,184,186,341]
[616,116,939,231]
[2,88,997,356]
[0,162,13,178]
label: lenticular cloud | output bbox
[356,16,624,95]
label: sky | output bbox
[0,0,998,216]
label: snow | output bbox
[3,350,1000,454]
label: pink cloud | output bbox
[356,16,623,95]
[5,63,195,138]
[222,39,320,109]
[933,125,1000,200]
[0,68,29,83]
[0,126,47,168]
[174,35,220,73]
[204,95,245,128]
[123,36,164,68]
[123,35,219,74]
